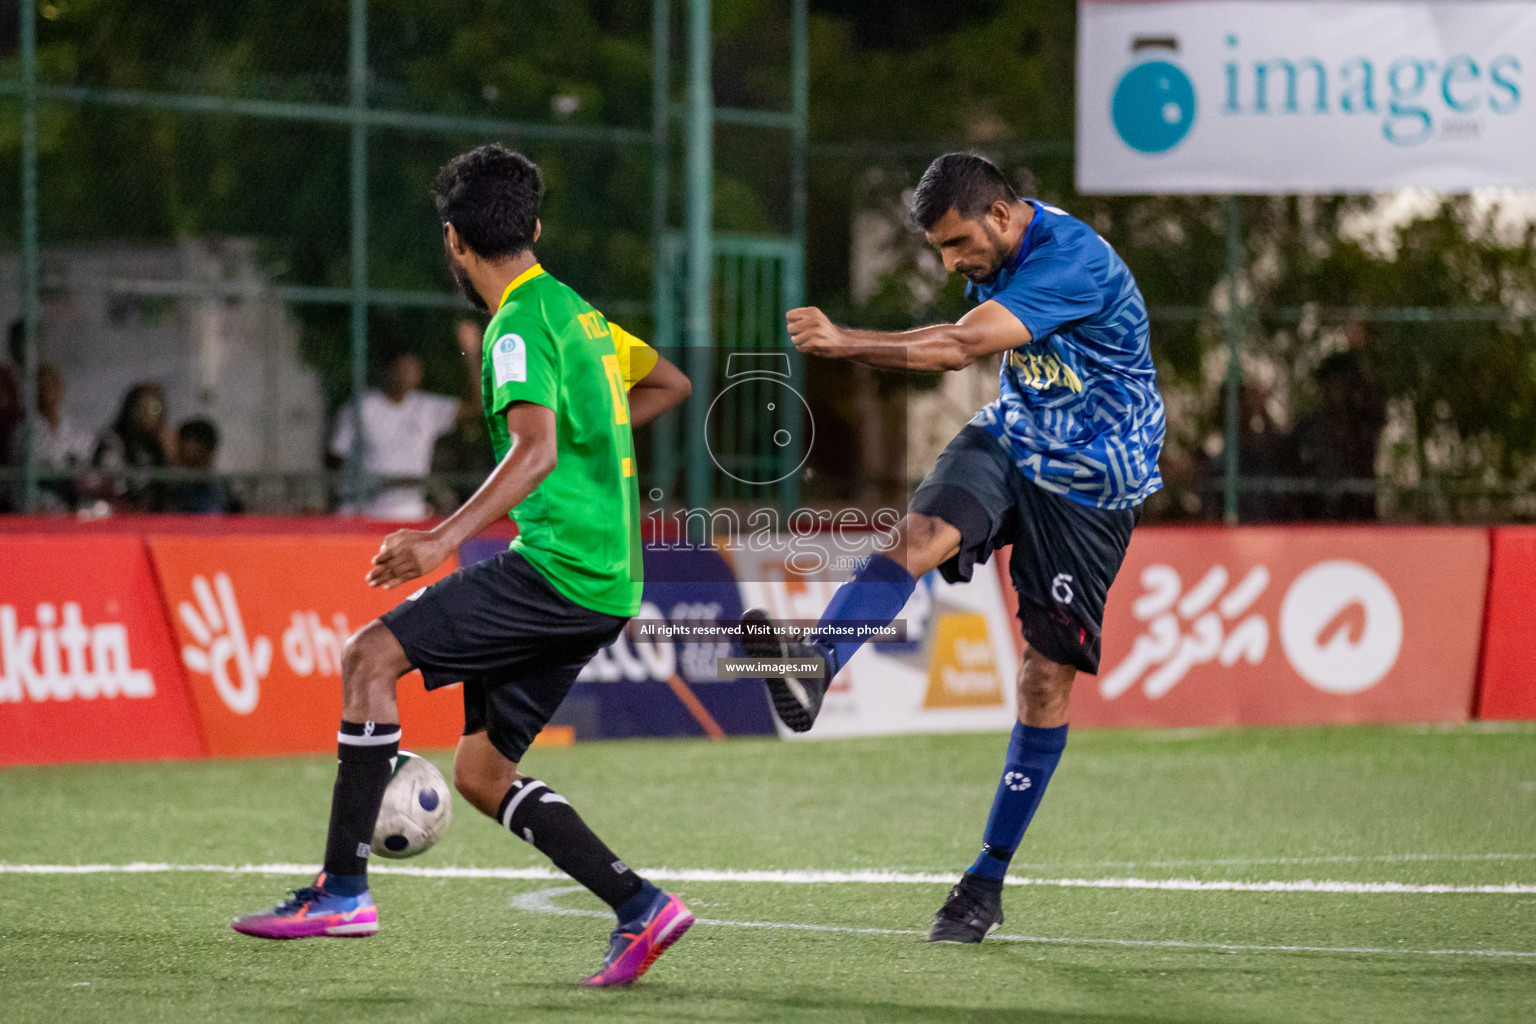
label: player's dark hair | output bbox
[177,418,219,451]
[910,152,1018,230]
[431,144,543,260]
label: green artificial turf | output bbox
[2,724,1534,1023]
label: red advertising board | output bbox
[1001,527,1488,728]
[148,536,464,757]
[1477,528,1536,720]
[0,536,206,765]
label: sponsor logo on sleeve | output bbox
[492,333,527,386]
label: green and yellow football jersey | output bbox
[481,263,656,617]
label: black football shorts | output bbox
[910,425,1140,674]
[381,549,626,762]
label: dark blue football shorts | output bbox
[909,425,1140,675]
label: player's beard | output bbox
[446,248,489,311]
[964,220,1015,284]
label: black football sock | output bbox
[497,778,644,912]
[960,873,1004,900]
[320,720,401,893]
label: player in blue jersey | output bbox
[742,152,1164,943]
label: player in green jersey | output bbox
[233,145,696,988]
[477,261,654,616]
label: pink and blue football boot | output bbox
[580,890,694,987]
[231,875,379,939]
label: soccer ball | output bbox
[371,751,452,859]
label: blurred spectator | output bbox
[0,321,25,467]
[1236,381,1300,522]
[93,382,174,512]
[1199,382,1300,522]
[1295,320,1385,520]
[168,418,239,514]
[8,363,94,512]
[329,328,481,520]
[427,321,497,508]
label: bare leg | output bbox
[1017,645,1076,728]
[876,511,963,579]
[339,620,412,724]
[452,730,521,818]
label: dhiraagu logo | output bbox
[1112,37,1197,154]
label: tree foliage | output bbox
[3,0,1533,515]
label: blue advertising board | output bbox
[456,540,776,741]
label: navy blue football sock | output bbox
[811,553,916,677]
[614,880,664,929]
[967,722,1068,881]
[320,872,368,897]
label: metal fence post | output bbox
[788,0,808,274]
[683,0,714,517]
[18,0,40,513]
[650,0,678,506]
[347,0,370,513]
[1223,196,1243,526]
[779,0,808,514]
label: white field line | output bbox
[1010,852,1536,871]
[2,861,1535,895]
[511,886,1536,960]
[1123,721,1536,739]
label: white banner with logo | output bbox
[728,536,1020,739]
[1077,0,1536,193]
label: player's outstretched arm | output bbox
[366,401,557,588]
[787,301,1031,373]
[626,353,691,428]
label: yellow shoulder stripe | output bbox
[611,323,659,390]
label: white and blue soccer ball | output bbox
[371,751,452,859]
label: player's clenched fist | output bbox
[367,528,450,588]
[787,306,845,358]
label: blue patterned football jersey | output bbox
[966,200,1164,510]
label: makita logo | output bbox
[0,603,155,702]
